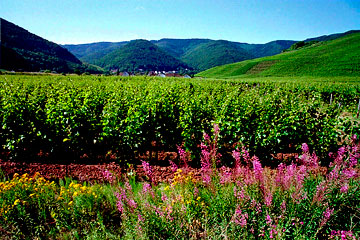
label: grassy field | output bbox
[197,32,360,78]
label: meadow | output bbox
[0,74,359,239]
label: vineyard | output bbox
[0,75,360,166]
[0,74,360,239]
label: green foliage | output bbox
[95,39,190,72]
[181,40,252,72]
[285,40,320,51]
[198,32,360,78]
[0,75,359,165]
[64,38,296,73]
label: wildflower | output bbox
[232,148,242,170]
[116,200,124,214]
[194,187,199,197]
[68,201,73,206]
[266,214,272,225]
[342,169,357,179]
[219,166,232,185]
[138,214,144,222]
[340,184,349,193]
[13,199,20,206]
[102,169,115,184]
[161,193,168,202]
[125,181,132,192]
[29,193,36,198]
[232,207,248,227]
[73,191,79,197]
[264,191,273,207]
[177,145,190,168]
[320,207,334,227]
[128,199,138,210]
[169,160,178,172]
[252,156,263,183]
[141,160,153,183]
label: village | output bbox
[110,69,192,78]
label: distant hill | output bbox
[95,39,190,71]
[180,40,252,71]
[63,38,296,72]
[197,32,360,78]
[151,38,212,58]
[0,18,103,73]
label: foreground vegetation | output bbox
[1,75,359,165]
[0,126,359,239]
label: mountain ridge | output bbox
[0,18,103,73]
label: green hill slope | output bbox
[0,18,103,73]
[96,39,189,71]
[151,38,212,58]
[197,32,360,78]
[180,40,253,72]
[1,18,79,72]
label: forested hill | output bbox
[0,18,102,73]
[94,39,190,72]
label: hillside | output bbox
[181,40,252,71]
[63,38,295,72]
[151,38,212,58]
[95,39,189,71]
[197,32,360,78]
[0,18,94,73]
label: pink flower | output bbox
[169,160,178,173]
[232,207,248,227]
[340,184,349,193]
[264,191,273,207]
[142,160,153,183]
[252,156,263,183]
[320,207,334,227]
[302,143,309,153]
[177,145,190,168]
[102,170,115,184]
[266,214,272,225]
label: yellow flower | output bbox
[68,201,73,206]
[197,196,201,201]
[73,191,79,197]
[13,199,20,206]
[164,185,170,191]
[29,193,36,198]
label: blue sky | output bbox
[1,0,359,44]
